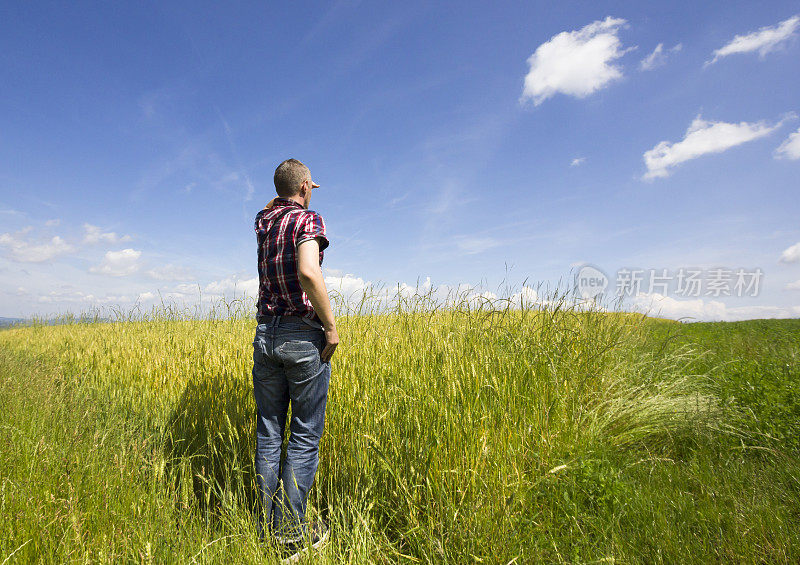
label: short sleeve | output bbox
[295,211,329,252]
[254,208,265,234]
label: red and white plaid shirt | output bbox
[254,198,329,323]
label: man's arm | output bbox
[297,238,339,362]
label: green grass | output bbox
[0,350,226,562]
[669,319,800,452]
[1,296,798,563]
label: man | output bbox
[252,158,339,559]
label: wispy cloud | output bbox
[642,115,783,180]
[138,85,180,120]
[145,264,196,281]
[90,249,142,277]
[37,289,131,305]
[521,16,632,106]
[774,126,800,160]
[454,235,502,255]
[570,157,586,167]
[428,180,461,215]
[707,15,799,65]
[216,107,255,202]
[130,108,256,205]
[131,143,203,202]
[0,208,25,217]
[388,191,410,207]
[639,43,682,71]
[82,223,132,245]
[300,0,362,46]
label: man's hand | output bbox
[264,198,275,209]
[321,327,339,363]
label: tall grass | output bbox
[0,284,789,563]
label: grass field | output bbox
[1,293,798,563]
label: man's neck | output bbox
[282,195,307,209]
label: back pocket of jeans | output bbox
[279,339,319,353]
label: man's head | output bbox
[273,158,319,209]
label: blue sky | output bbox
[1,1,799,321]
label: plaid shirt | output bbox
[254,198,329,323]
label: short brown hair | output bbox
[273,158,310,197]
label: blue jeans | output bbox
[252,315,331,540]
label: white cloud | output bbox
[96,294,133,304]
[83,223,132,245]
[203,274,259,298]
[36,289,130,305]
[780,241,800,263]
[570,157,586,167]
[325,273,371,300]
[45,219,60,227]
[642,115,781,180]
[707,15,799,65]
[521,16,630,106]
[631,292,798,321]
[0,228,76,262]
[465,290,498,308]
[89,249,142,276]
[146,264,196,281]
[147,283,202,304]
[722,305,798,321]
[38,289,97,304]
[174,283,200,294]
[510,286,540,306]
[775,126,800,160]
[322,274,513,311]
[786,279,800,290]
[639,42,682,71]
[631,293,726,320]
